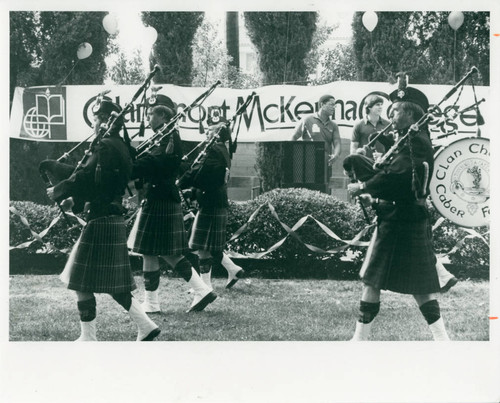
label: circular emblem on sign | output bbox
[92,96,103,113]
[23,108,50,138]
[430,137,490,227]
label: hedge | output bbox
[226,188,370,278]
[10,188,489,279]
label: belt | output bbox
[373,198,426,207]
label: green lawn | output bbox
[9,275,489,342]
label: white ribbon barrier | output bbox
[226,202,374,259]
[431,215,489,260]
[9,206,85,253]
[226,202,489,260]
[10,202,489,262]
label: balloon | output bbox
[448,11,464,31]
[102,13,118,35]
[362,11,378,32]
[144,26,158,46]
[76,42,93,60]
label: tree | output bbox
[9,12,40,102]
[38,12,110,85]
[413,12,490,85]
[352,12,414,83]
[106,46,147,85]
[226,12,240,69]
[304,21,357,84]
[191,18,232,87]
[191,17,261,89]
[10,11,111,203]
[304,21,334,81]
[460,12,490,85]
[244,12,317,192]
[244,12,318,85]
[141,12,204,85]
[309,43,357,84]
[352,11,489,85]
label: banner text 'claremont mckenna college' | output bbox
[10,82,489,145]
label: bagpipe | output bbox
[373,66,480,171]
[131,80,222,159]
[345,66,485,224]
[176,91,256,191]
[38,66,162,221]
[356,122,395,158]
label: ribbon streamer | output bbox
[9,206,85,252]
[10,200,489,263]
[432,215,489,259]
[225,202,489,261]
[226,202,374,258]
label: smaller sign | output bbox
[430,137,490,227]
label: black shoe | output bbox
[141,327,161,341]
[441,277,458,293]
[226,269,245,289]
[187,291,217,312]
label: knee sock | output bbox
[184,252,200,273]
[199,257,213,274]
[112,293,132,311]
[77,296,96,322]
[143,270,160,292]
[358,301,380,324]
[174,257,193,281]
[419,300,441,325]
[211,251,223,267]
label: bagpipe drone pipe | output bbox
[38,66,162,220]
[176,91,256,192]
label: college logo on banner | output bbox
[20,87,67,140]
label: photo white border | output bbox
[1,0,499,402]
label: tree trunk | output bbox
[226,12,240,69]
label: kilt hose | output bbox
[360,218,440,295]
[131,198,187,256]
[61,215,136,294]
[188,207,227,253]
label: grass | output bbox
[9,275,489,342]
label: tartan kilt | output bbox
[360,218,440,294]
[131,198,187,256]
[188,207,227,252]
[62,216,136,294]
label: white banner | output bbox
[10,81,489,145]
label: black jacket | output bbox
[131,130,183,202]
[178,142,231,208]
[364,128,434,202]
[53,134,132,219]
[365,127,434,221]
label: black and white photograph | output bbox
[2,0,499,402]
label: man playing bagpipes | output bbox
[127,94,217,313]
[177,106,244,291]
[345,76,451,341]
[344,85,458,294]
[40,96,160,341]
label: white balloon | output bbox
[362,11,378,32]
[76,42,93,60]
[448,11,464,31]
[102,13,119,35]
[144,26,158,46]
